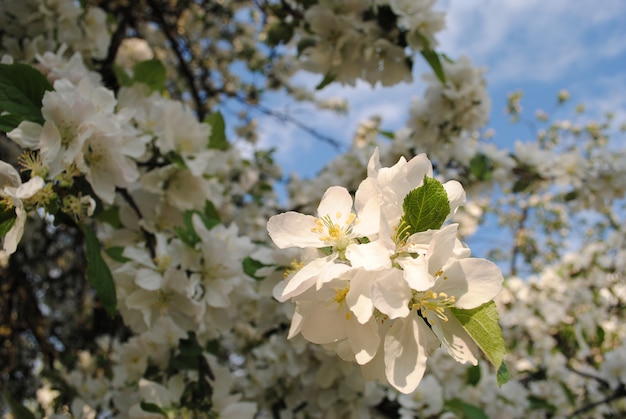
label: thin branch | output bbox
[568,384,626,418]
[146,0,206,120]
[232,94,344,151]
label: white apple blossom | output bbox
[0,161,44,261]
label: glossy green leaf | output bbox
[402,176,450,234]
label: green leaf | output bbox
[528,396,557,413]
[112,63,133,87]
[497,361,511,386]
[171,332,207,371]
[133,59,166,92]
[205,111,229,150]
[0,113,26,132]
[466,364,481,386]
[243,256,270,281]
[175,213,201,248]
[315,73,335,90]
[199,200,221,230]
[174,202,220,248]
[402,176,450,234]
[444,398,489,419]
[140,402,168,417]
[378,130,395,140]
[97,206,122,228]
[449,301,506,371]
[81,224,117,316]
[0,216,16,239]
[266,21,294,46]
[105,246,131,263]
[2,390,37,419]
[469,153,493,181]
[0,63,53,130]
[420,48,447,85]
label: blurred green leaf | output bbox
[81,224,117,316]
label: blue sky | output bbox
[250,0,626,180]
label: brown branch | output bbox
[232,94,344,151]
[568,384,626,418]
[146,0,206,120]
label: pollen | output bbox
[333,286,349,305]
[412,290,457,322]
[314,212,358,251]
[284,259,305,278]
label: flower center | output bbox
[311,212,357,251]
[412,290,456,323]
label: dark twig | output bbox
[146,0,206,120]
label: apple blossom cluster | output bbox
[295,0,445,87]
[402,55,491,177]
[0,0,109,62]
[0,49,277,416]
[268,149,504,393]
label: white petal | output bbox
[426,224,458,275]
[0,161,21,188]
[347,316,380,365]
[281,255,335,300]
[437,259,503,309]
[371,269,411,319]
[1,207,26,255]
[287,307,304,339]
[301,304,346,344]
[346,270,375,324]
[135,268,164,291]
[366,147,382,178]
[443,180,466,214]
[345,241,391,270]
[7,121,42,149]
[430,314,479,365]
[315,259,351,290]
[384,315,437,394]
[398,256,434,291]
[15,176,44,199]
[405,153,432,188]
[316,186,354,221]
[267,212,321,249]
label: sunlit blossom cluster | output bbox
[268,149,503,393]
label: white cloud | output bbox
[437,0,626,84]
